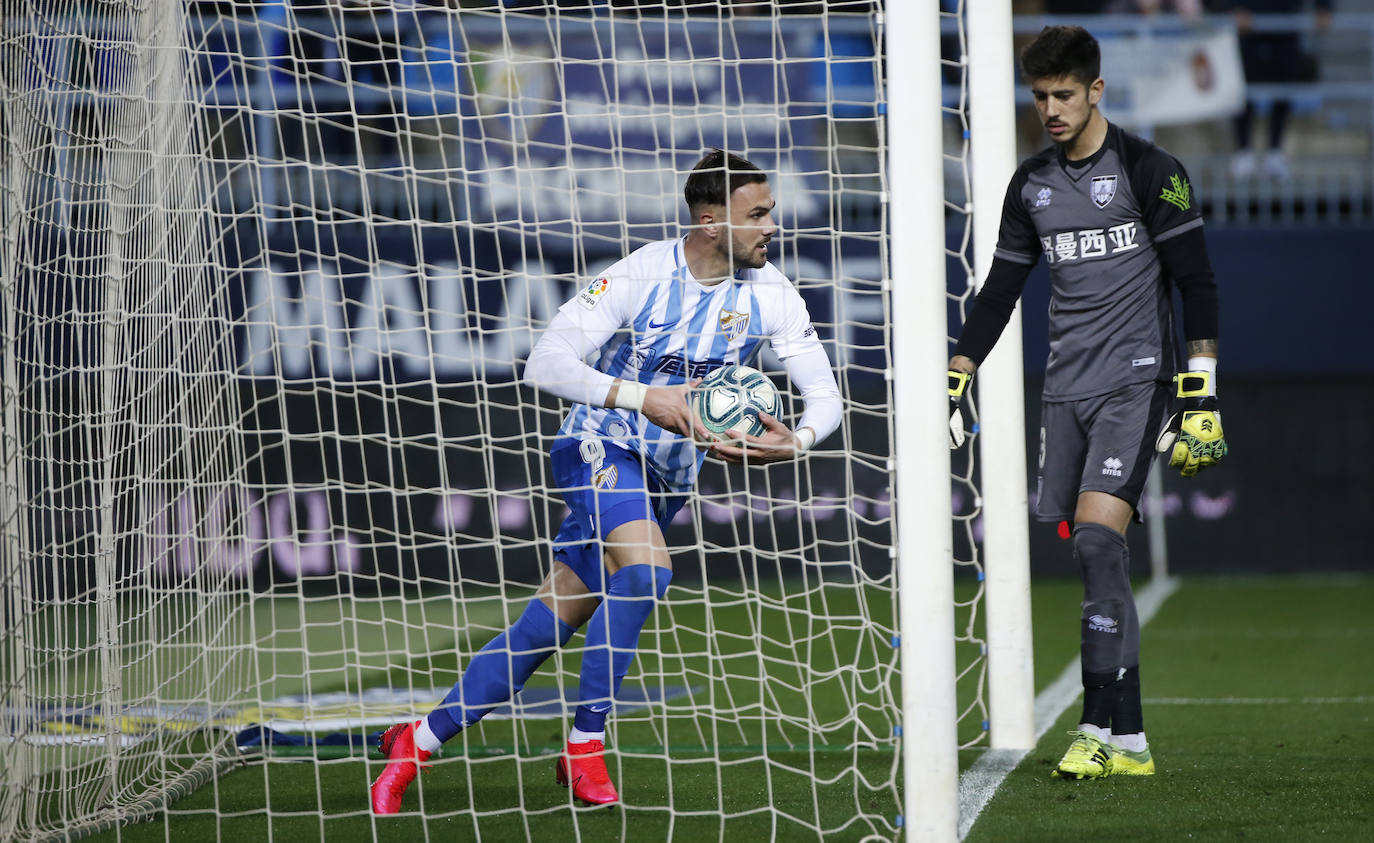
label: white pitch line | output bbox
[1147,696,1374,705]
[957,575,1180,841]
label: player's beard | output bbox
[726,233,769,270]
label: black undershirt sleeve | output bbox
[1155,225,1219,343]
[952,256,1035,366]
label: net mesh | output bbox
[1,0,251,839]
[0,2,986,838]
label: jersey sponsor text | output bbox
[1040,221,1139,264]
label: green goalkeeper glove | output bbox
[948,370,972,450]
[1155,371,1228,477]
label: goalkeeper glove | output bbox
[948,370,972,449]
[1155,370,1228,477]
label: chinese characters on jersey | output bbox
[1040,221,1140,264]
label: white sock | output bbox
[413,718,443,754]
[569,727,606,745]
[1077,723,1110,742]
[1112,731,1148,753]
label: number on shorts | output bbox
[579,438,605,471]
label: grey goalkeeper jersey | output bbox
[995,123,1204,402]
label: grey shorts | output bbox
[1035,380,1172,521]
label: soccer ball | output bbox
[693,364,783,440]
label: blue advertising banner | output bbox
[227,224,886,384]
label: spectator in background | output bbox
[1223,0,1333,181]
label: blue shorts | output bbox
[549,438,687,592]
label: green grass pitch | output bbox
[84,574,1372,841]
[966,575,1374,842]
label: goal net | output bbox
[1,1,987,839]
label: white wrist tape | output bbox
[612,380,648,412]
[794,427,816,453]
[1186,356,1217,396]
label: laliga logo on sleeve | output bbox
[578,276,610,310]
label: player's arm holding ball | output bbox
[526,270,715,442]
[524,272,693,432]
[709,293,842,466]
[605,376,706,441]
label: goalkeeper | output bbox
[370,149,842,813]
[946,26,1226,781]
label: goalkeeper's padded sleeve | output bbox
[952,257,1035,366]
[1154,225,1219,344]
[947,370,972,450]
[1155,370,1228,477]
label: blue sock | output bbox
[573,564,672,734]
[426,598,574,743]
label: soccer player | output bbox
[371,149,842,811]
[946,26,1227,780]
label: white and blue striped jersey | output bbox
[549,237,827,492]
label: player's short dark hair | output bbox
[1019,26,1101,88]
[683,149,767,212]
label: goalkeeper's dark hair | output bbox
[1020,25,1101,88]
[684,149,767,213]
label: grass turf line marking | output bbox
[1150,628,1370,639]
[1146,695,1374,705]
[956,575,1180,842]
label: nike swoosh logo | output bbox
[647,319,672,329]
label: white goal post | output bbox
[967,0,1035,754]
[884,3,959,840]
[0,1,1029,840]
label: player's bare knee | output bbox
[539,562,600,627]
[603,519,669,573]
[1073,491,1133,534]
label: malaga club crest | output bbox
[470,42,555,144]
[593,464,619,490]
[1091,175,1118,209]
[718,309,750,341]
